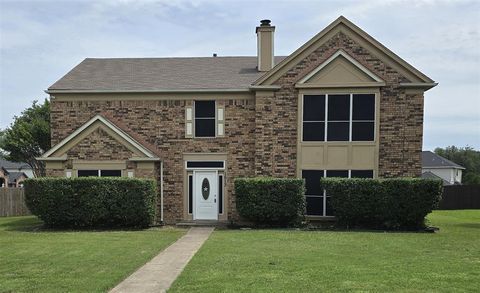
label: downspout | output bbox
[160,161,164,223]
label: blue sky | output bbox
[0,0,479,150]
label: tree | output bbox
[0,99,50,177]
[434,146,480,185]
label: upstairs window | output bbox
[352,94,375,141]
[303,95,325,141]
[327,94,350,141]
[195,101,216,137]
[302,94,375,142]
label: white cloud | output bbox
[0,0,479,149]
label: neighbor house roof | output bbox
[422,151,465,169]
[8,172,28,182]
[0,159,31,170]
[47,56,286,93]
[421,171,450,185]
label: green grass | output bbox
[171,210,480,292]
[0,216,185,292]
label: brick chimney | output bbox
[256,19,275,72]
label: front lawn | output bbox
[171,210,480,292]
[0,216,185,292]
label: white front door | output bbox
[194,171,218,220]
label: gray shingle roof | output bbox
[422,151,465,169]
[48,56,287,92]
[8,172,28,182]
[421,171,450,185]
[0,159,31,170]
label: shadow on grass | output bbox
[1,216,164,233]
[455,223,480,229]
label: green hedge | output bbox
[24,177,156,228]
[322,178,443,230]
[235,177,305,227]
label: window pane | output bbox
[195,101,215,118]
[303,95,325,121]
[302,170,324,195]
[328,94,350,121]
[306,196,323,216]
[327,122,349,141]
[218,175,223,214]
[195,119,215,137]
[326,170,348,178]
[351,170,374,178]
[326,197,334,216]
[353,94,375,120]
[78,170,98,177]
[188,175,193,214]
[100,170,121,177]
[303,122,324,141]
[352,122,374,141]
[187,161,224,168]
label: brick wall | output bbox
[258,31,423,178]
[50,98,256,223]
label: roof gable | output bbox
[39,115,159,160]
[297,50,384,88]
[255,16,435,87]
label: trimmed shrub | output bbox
[235,177,305,227]
[24,177,156,228]
[322,178,443,230]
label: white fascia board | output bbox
[297,49,384,84]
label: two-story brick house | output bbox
[38,16,436,224]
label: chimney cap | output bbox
[260,19,271,26]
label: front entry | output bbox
[194,171,218,220]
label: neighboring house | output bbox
[422,151,464,185]
[0,159,32,187]
[38,17,436,223]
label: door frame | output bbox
[193,170,219,220]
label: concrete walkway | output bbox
[110,227,214,293]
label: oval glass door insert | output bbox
[201,178,210,200]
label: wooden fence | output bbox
[438,185,480,210]
[0,188,30,217]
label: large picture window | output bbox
[194,101,216,137]
[302,94,375,142]
[302,169,374,216]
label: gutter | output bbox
[45,88,252,94]
[160,161,164,223]
[399,82,438,91]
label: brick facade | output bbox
[50,98,256,223]
[255,31,423,178]
[47,30,426,223]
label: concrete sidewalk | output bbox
[110,227,214,293]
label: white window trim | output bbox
[184,160,226,170]
[76,169,123,177]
